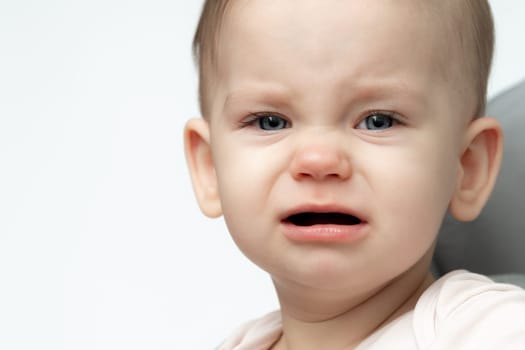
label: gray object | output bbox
[433,80,525,288]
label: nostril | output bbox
[294,170,350,181]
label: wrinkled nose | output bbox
[289,138,351,181]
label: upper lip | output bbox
[280,203,366,223]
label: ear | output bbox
[449,117,503,221]
[183,118,222,218]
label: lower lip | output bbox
[281,222,367,243]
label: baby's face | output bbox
[206,0,469,290]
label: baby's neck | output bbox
[271,261,435,350]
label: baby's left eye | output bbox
[356,113,396,131]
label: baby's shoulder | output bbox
[419,270,525,317]
[413,270,525,349]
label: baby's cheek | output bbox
[378,155,454,232]
[406,170,455,230]
[218,171,266,230]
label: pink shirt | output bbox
[219,271,525,349]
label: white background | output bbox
[0,1,524,349]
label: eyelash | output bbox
[239,112,290,130]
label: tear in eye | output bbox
[286,212,362,226]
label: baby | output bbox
[184,0,525,349]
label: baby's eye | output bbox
[356,112,396,131]
[244,113,290,131]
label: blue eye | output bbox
[255,114,289,130]
[357,113,395,131]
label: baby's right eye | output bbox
[242,113,290,131]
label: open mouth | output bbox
[284,212,362,226]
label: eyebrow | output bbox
[342,80,431,114]
[348,80,425,104]
[222,86,294,113]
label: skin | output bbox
[185,0,503,349]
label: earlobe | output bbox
[449,117,503,221]
[184,118,222,218]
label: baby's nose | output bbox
[289,136,351,181]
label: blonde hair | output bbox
[192,0,232,118]
[193,0,494,118]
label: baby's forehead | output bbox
[219,0,452,63]
[217,1,454,78]
[219,4,454,101]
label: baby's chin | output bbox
[270,254,376,291]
